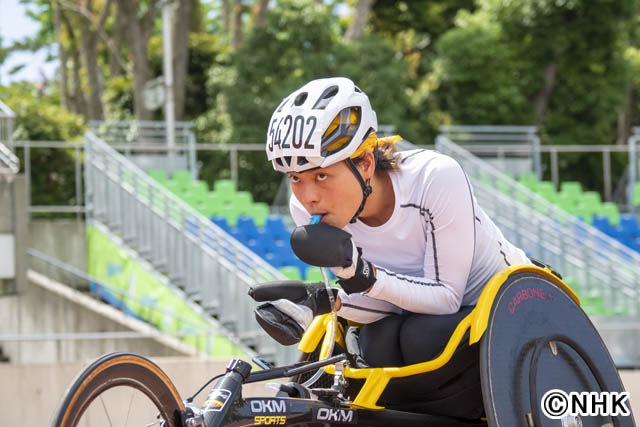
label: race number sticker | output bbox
[204,389,231,412]
[267,113,319,157]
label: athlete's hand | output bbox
[249,281,338,346]
[330,239,377,294]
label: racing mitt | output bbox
[249,280,338,346]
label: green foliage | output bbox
[435,10,533,125]
[0,83,85,211]
[103,76,135,121]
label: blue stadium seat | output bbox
[235,216,260,241]
[619,214,640,236]
[210,215,231,233]
[592,215,617,238]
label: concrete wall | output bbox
[28,219,87,274]
[0,358,636,426]
[0,271,196,364]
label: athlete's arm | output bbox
[365,157,475,315]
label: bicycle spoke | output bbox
[125,388,135,426]
[99,395,114,427]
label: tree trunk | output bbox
[109,3,125,76]
[344,0,375,42]
[232,0,243,51]
[79,4,104,120]
[617,85,634,145]
[173,0,193,121]
[61,11,87,116]
[534,60,559,126]
[253,0,270,29]
[52,2,70,111]
[116,0,158,121]
[222,0,231,37]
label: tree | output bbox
[115,0,158,121]
[344,0,375,42]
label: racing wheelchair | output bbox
[52,224,634,427]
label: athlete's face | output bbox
[288,160,367,229]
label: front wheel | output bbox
[52,352,184,427]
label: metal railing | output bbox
[14,139,636,217]
[0,100,15,151]
[440,125,542,179]
[0,141,19,176]
[89,120,197,179]
[626,127,640,211]
[84,131,298,364]
[436,135,640,317]
[26,248,241,356]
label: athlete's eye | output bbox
[289,175,300,183]
[316,173,328,182]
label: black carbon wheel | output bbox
[480,271,635,427]
[52,352,184,427]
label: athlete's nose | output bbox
[297,182,320,208]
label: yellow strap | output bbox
[350,134,402,159]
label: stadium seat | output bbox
[279,266,302,281]
[214,179,236,195]
[172,170,192,187]
[148,170,168,184]
[210,215,231,233]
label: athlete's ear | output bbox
[359,150,375,180]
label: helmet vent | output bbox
[294,92,308,106]
[312,86,339,110]
[297,157,309,166]
[354,86,363,93]
[276,96,290,113]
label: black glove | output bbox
[249,281,338,346]
[334,247,377,295]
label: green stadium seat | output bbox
[633,182,640,206]
[517,172,538,191]
[202,193,224,217]
[280,266,302,280]
[172,170,192,187]
[599,202,620,226]
[496,175,512,195]
[305,267,324,282]
[234,191,254,211]
[164,180,183,195]
[249,203,270,227]
[214,179,236,195]
[188,180,210,197]
[560,181,582,199]
[220,204,242,227]
[148,170,168,184]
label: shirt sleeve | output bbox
[336,290,403,323]
[365,157,476,315]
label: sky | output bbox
[0,0,57,85]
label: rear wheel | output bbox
[52,352,184,427]
[480,272,634,427]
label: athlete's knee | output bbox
[360,314,406,367]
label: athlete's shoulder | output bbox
[395,149,461,181]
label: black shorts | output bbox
[358,306,485,419]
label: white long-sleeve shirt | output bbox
[290,149,531,323]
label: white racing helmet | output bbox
[266,77,378,173]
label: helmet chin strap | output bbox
[345,158,372,224]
